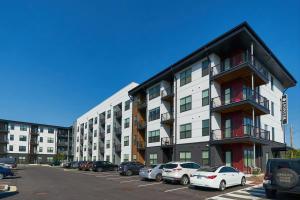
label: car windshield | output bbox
[150,165,157,168]
[197,167,219,172]
[164,164,178,169]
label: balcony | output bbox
[30,140,38,146]
[114,144,122,153]
[161,87,174,102]
[100,117,105,125]
[161,137,173,148]
[211,51,269,85]
[210,125,270,145]
[137,122,147,131]
[57,141,68,146]
[211,88,269,115]
[114,127,122,136]
[31,129,39,136]
[99,146,104,154]
[136,140,146,151]
[136,100,147,111]
[161,112,174,125]
[0,137,8,144]
[114,110,122,119]
[100,131,105,140]
[0,124,8,132]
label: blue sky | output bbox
[0,0,299,147]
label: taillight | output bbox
[206,175,217,179]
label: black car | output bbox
[92,161,118,172]
[263,158,300,198]
[119,162,144,176]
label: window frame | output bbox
[148,130,160,143]
[180,95,192,113]
[180,123,192,139]
[202,89,209,106]
[202,119,209,136]
[148,107,160,122]
[180,68,192,86]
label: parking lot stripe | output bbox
[96,174,119,178]
[138,182,162,187]
[222,193,261,200]
[120,180,140,183]
[107,176,138,180]
[164,186,188,193]
[207,197,233,200]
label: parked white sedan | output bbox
[190,166,246,191]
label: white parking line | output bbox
[96,174,119,178]
[120,180,140,183]
[107,176,138,180]
[164,186,188,193]
[138,182,162,187]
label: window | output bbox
[125,100,130,111]
[19,146,26,152]
[202,89,209,106]
[123,154,129,162]
[202,119,209,136]
[18,156,26,163]
[39,147,43,152]
[148,107,160,121]
[180,123,192,139]
[10,124,14,130]
[180,95,192,112]
[124,136,129,146]
[149,85,160,100]
[106,155,110,162]
[149,154,158,165]
[271,76,274,91]
[272,127,275,141]
[93,156,96,161]
[94,130,97,137]
[47,137,54,143]
[9,145,13,151]
[202,150,209,166]
[39,137,43,143]
[47,147,54,153]
[19,135,27,142]
[124,118,130,128]
[148,130,160,143]
[9,135,14,141]
[179,152,191,162]
[40,127,43,133]
[48,128,54,134]
[106,140,110,149]
[244,149,254,168]
[47,157,53,163]
[202,59,210,77]
[107,110,111,119]
[85,123,87,129]
[271,101,274,116]
[20,125,27,131]
[76,147,79,152]
[94,117,98,124]
[107,125,111,133]
[180,68,192,86]
[93,143,97,150]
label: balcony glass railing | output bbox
[161,112,174,123]
[211,125,270,141]
[211,88,269,110]
[210,51,269,80]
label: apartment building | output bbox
[0,119,73,164]
[74,82,138,164]
[128,22,296,173]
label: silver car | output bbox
[139,164,165,181]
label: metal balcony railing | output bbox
[161,137,173,148]
[210,51,269,80]
[211,125,270,141]
[136,140,146,150]
[161,112,174,125]
[211,88,269,110]
[161,87,174,101]
[137,122,147,131]
[114,127,122,136]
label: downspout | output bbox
[170,66,177,161]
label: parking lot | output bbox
[1,165,299,200]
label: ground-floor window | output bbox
[18,156,26,164]
[149,153,158,164]
[244,149,254,168]
[106,155,110,162]
[47,157,53,163]
[38,157,42,163]
[225,151,232,167]
[123,154,129,162]
[202,150,209,166]
[93,156,96,161]
[179,152,191,162]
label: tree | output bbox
[53,153,66,162]
[285,149,300,159]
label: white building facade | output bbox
[74,82,138,164]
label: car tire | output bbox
[265,189,276,199]
[219,180,226,191]
[97,167,103,172]
[180,175,189,186]
[241,176,246,186]
[126,170,133,176]
[155,173,162,182]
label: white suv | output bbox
[162,162,201,185]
